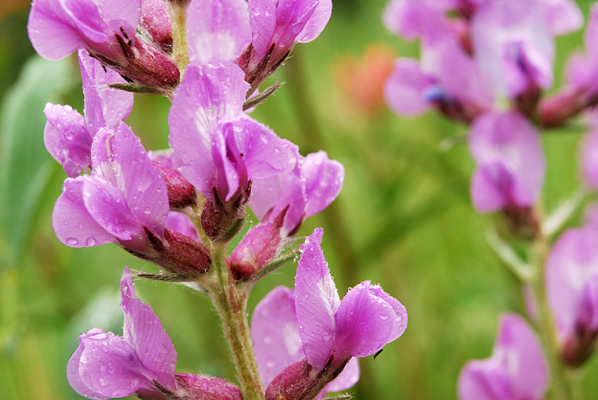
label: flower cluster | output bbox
[28,0,408,399]
[383,0,598,398]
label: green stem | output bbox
[168,2,190,73]
[206,242,265,400]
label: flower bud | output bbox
[265,358,348,400]
[201,189,247,242]
[140,0,173,53]
[152,161,197,209]
[561,323,598,367]
[228,209,287,280]
[152,373,242,400]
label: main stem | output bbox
[207,242,265,400]
[529,230,573,400]
[168,1,190,73]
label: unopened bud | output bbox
[201,189,246,242]
[561,324,598,368]
[143,227,211,279]
[229,209,287,280]
[265,357,349,400]
[539,88,589,129]
[502,205,540,242]
[140,0,173,53]
[152,373,242,400]
[152,161,197,209]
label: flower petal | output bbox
[302,151,344,219]
[121,268,178,389]
[384,59,431,116]
[67,341,108,399]
[295,228,340,371]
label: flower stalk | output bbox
[168,1,190,73]
[206,241,265,400]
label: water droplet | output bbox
[66,237,78,245]
[86,237,97,246]
[379,315,389,321]
[100,365,106,372]
[143,207,151,214]
[99,378,106,387]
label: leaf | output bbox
[0,55,74,267]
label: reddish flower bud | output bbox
[140,0,173,54]
[561,323,598,367]
[152,161,197,209]
[201,189,246,243]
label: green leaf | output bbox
[0,55,74,267]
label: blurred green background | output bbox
[1,1,598,399]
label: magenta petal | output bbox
[470,161,514,212]
[67,342,107,399]
[92,124,169,238]
[79,49,133,129]
[52,178,116,247]
[169,63,249,200]
[458,359,507,400]
[334,282,406,358]
[578,274,598,332]
[546,228,598,339]
[295,228,340,371]
[248,0,277,60]
[468,112,545,210]
[28,0,86,60]
[228,115,290,180]
[187,0,251,65]
[494,314,548,399]
[166,212,199,240]
[252,286,303,387]
[582,129,598,190]
[121,268,177,389]
[78,329,151,397]
[384,59,431,116]
[43,103,91,177]
[324,357,359,393]
[295,0,332,43]
[82,176,142,241]
[96,0,141,36]
[302,151,344,219]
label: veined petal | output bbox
[77,329,152,398]
[334,282,407,358]
[92,124,169,238]
[121,268,177,389]
[188,0,251,65]
[28,0,86,60]
[169,63,249,200]
[252,286,303,387]
[52,178,116,247]
[248,0,277,60]
[295,0,331,43]
[295,228,340,371]
[82,176,142,241]
[67,343,107,399]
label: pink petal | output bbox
[324,357,360,393]
[248,0,278,60]
[384,59,431,116]
[121,268,177,389]
[295,228,340,371]
[252,286,303,387]
[188,0,251,65]
[302,151,344,219]
[67,342,107,399]
[52,178,116,247]
[334,282,407,358]
[295,0,332,43]
[78,329,152,397]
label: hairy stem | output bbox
[206,242,265,400]
[168,2,190,73]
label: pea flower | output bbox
[546,227,598,366]
[44,49,133,177]
[458,313,549,400]
[257,228,407,400]
[468,112,545,214]
[53,122,210,278]
[229,149,344,279]
[252,286,360,399]
[28,0,179,87]
[68,268,243,400]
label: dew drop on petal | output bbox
[66,237,78,245]
[86,237,97,246]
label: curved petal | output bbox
[28,0,86,60]
[166,212,199,240]
[78,329,152,397]
[295,0,332,43]
[52,177,116,247]
[92,124,169,238]
[169,63,249,200]
[188,0,251,65]
[295,228,340,371]
[248,0,277,60]
[252,286,303,387]
[43,103,91,177]
[121,268,177,389]
[334,282,406,358]
[541,0,582,36]
[458,359,507,400]
[302,151,344,219]
[67,340,108,399]
[470,161,515,213]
